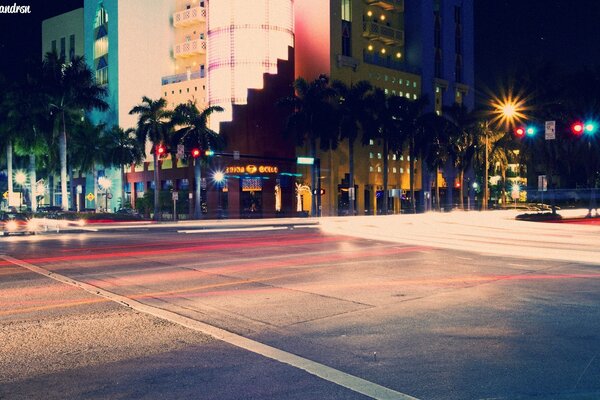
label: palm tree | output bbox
[129,96,173,220]
[443,103,478,209]
[43,52,108,211]
[398,96,429,213]
[6,72,52,212]
[279,75,339,216]
[331,80,372,216]
[103,125,144,210]
[69,119,109,211]
[364,88,405,214]
[0,75,17,208]
[171,101,224,219]
[419,112,451,211]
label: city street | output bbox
[1,213,600,399]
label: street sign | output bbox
[297,156,315,165]
[2,191,7,199]
[86,193,95,201]
[176,144,185,159]
[172,191,179,201]
[545,121,556,140]
[233,150,240,160]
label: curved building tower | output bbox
[207,0,294,130]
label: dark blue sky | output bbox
[1,0,599,88]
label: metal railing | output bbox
[173,6,206,27]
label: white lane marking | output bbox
[178,226,320,234]
[455,256,473,261]
[2,255,419,400]
[507,263,528,268]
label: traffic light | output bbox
[204,149,215,156]
[156,144,166,156]
[514,126,525,137]
[191,148,201,158]
[584,121,598,135]
[526,126,536,136]
[571,122,584,135]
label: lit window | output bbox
[407,168,410,174]
[369,139,374,145]
[385,89,389,95]
[400,167,404,173]
[377,166,382,172]
[436,86,440,93]
[399,155,404,161]
[406,93,410,98]
[413,81,417,88]
[399,91,403,96]
[399,79,403,84]
[406,80,410,86]
[377,153,382,159]
[370,166,374,172]
[413,94,417,99]
[407,155,411,161]
[392,154,397,160]
[393,167,397,173]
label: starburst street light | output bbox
[488,89,530,130]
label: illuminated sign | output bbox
[225,165,279,174]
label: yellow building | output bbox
[295,0,422,216]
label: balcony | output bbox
[161,69,205,86]
[173,6,206,27]
[362,21,404,45]
[174,39,206,58]
[363,0,404,12]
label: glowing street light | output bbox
[14,170,27,212]
[212,170,226,218]
[98,176,113,212]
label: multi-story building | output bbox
[43,0,474,217]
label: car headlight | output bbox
[6,220,18,231]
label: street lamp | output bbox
[14,170,27,212]
[486,92,528,210]
[212,170,225,218]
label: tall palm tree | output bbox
[6,72,52,212]
[129,96,173,220]
[279,75,339,216]
[103,125,144,210]
[331,80,372,216]
[171,101,224,219]
[419,112,451,211]
[43,52,108,211]
[397,96,429,213]
[69,119,109,211]
[443,103,478,209]
[0,75,17,208]
[364,88,405,215]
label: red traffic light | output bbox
[571,122,584,135]
[156,145,166,155]
[191,148,201,158]
[514,127,525,137]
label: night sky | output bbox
[1,0,599,90]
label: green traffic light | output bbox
[205,150,215,156]
[584,121,598,134]
[526,126,536,136]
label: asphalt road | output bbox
[1,221,600,400]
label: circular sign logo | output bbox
[246,165,258,174]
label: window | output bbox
[377,153,382,159]
[342,20,352,56]
[369,152,374,159]
[377,166,381,172]
[400,155,404,161]
[341,0,351,21]
[393,167,397,173]
[413,81,417,88]
[369,139,374,145]
[51,40,56,53]
[95,6,108,28]
[392,154,397,160]
[400,167,404,173]
[95,57,108,85]
[369,166,374,172]
[406,79,410,86]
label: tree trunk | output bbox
[501,169,507,206]
[92,167,98,211]
[194,158,202,219]
[382,139,389,214]
[348,137,355,216]
[409,138,415,214]
[153,156,160,219]
[70,168,77,211]
[7,142,13,207]
[60,113,69,211]
[459,169,465,210]
[310,138,318,217]
[435,167,440,211]
[29,154,37,212]
[121,165,127,210]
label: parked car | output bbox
[0,212,37,236]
